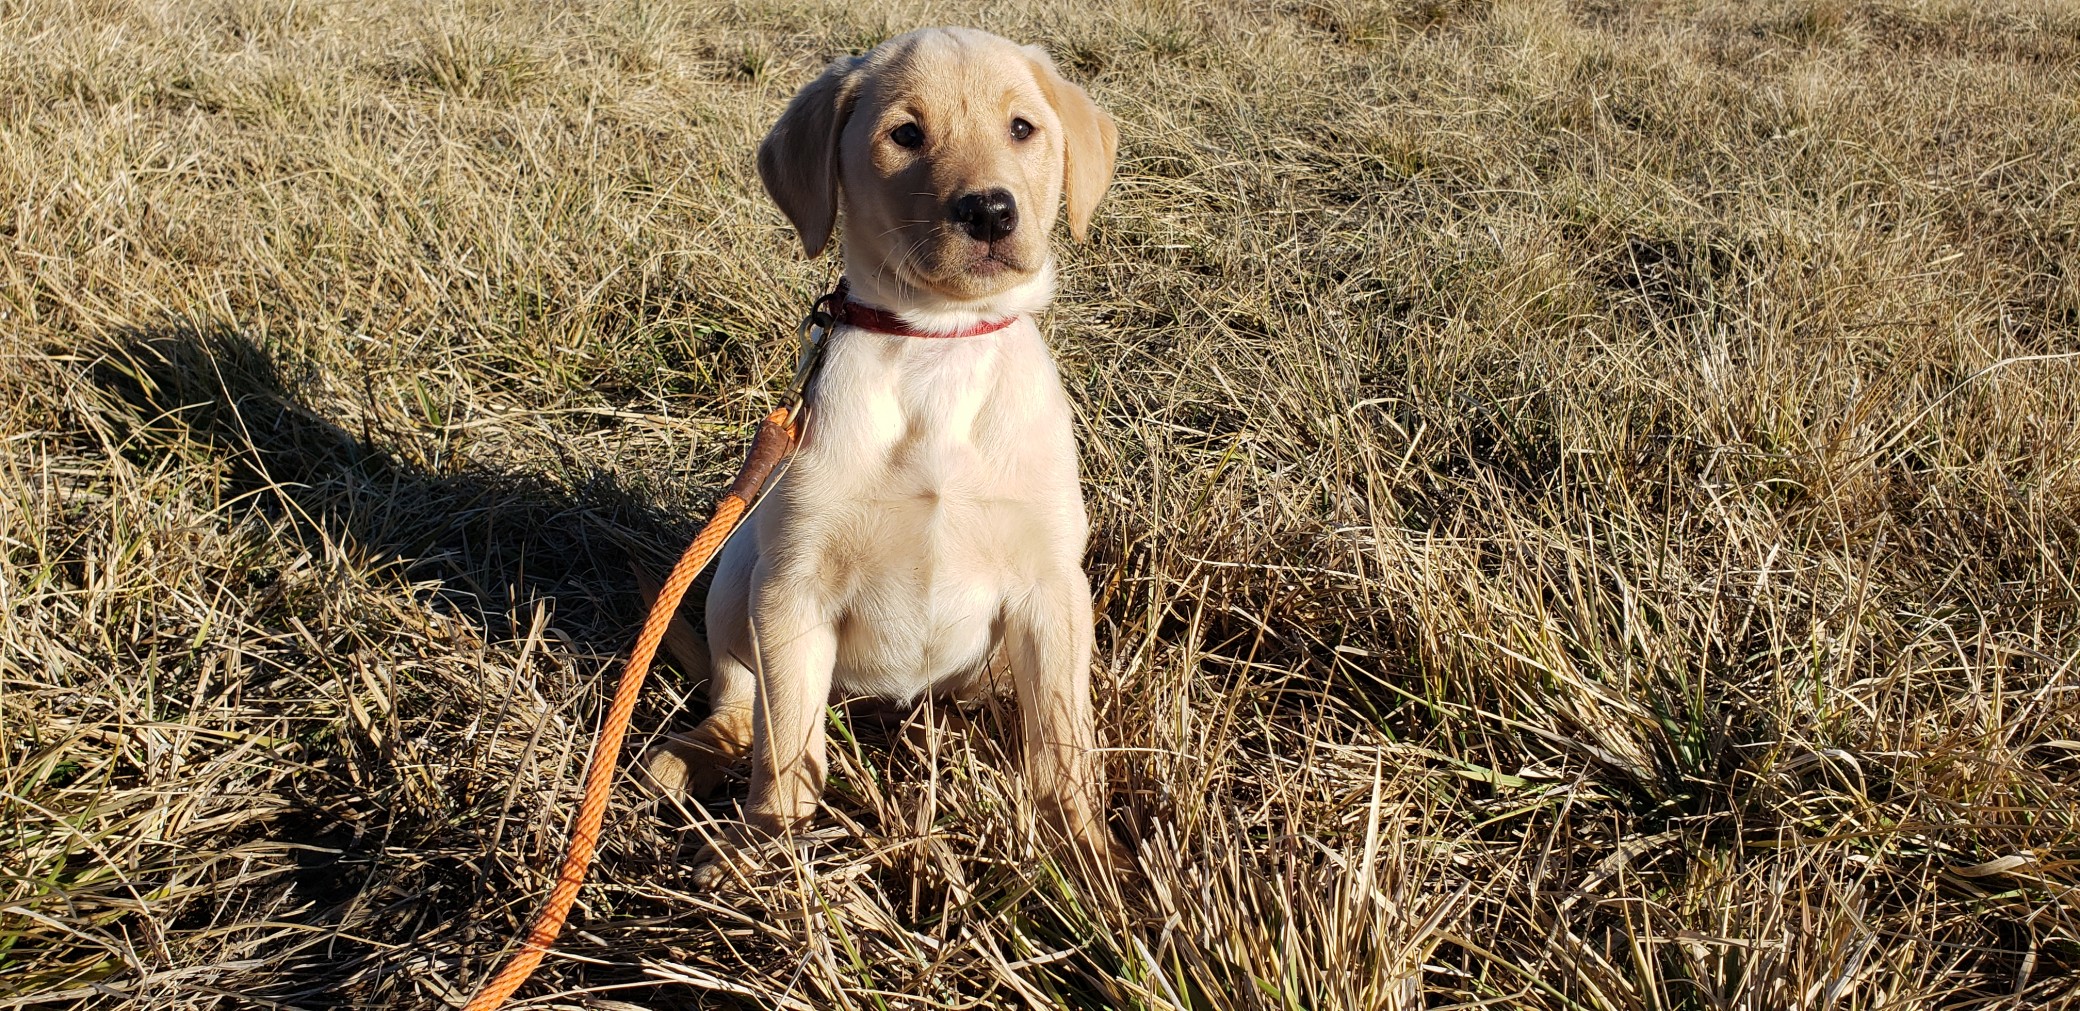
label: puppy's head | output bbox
[758,28,1117,306]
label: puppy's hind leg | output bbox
[639,541,758,801]
[689,566,837,888]
[639,655,754,800]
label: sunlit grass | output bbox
[3,0,2077,1006]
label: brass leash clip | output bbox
[786,284,843,411]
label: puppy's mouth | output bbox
[966,243,1018,276]
[910,234,1036,294]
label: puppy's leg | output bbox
[638,654,753,800]
[691,568,835,886]
[1006,572,1116,866]
[741,576,837,836]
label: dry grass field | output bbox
[5,0,2080,1007]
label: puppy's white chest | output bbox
[859,342,996,478]
[786,324,1077,698]
[812,327,1055,495]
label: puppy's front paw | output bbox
[688,817,790,889]
[1059,817,1132,879]
[687,846,742,890]
[1094,829,1134,878]
[1037,791,1132,878]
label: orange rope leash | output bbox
[463,405,800,1011]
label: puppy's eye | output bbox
[1010,117,1033,141]
[890,123,925,149]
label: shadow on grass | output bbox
[89,323,701,632]
[85,323,723,1008]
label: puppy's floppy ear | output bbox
[757,56,862,257]
[1024,47,1117,242]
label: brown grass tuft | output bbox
[4,0,2078,1007]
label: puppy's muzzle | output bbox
[951,188,1018,242]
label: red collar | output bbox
[828,281,1020,338]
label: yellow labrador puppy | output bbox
[642,27,1119,877]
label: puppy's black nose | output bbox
[951,189,1018,242]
